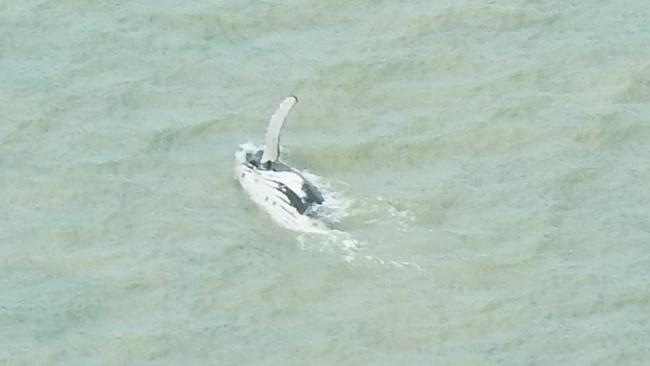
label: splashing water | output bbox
[236,142,423,270]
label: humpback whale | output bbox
[234,96,328,233]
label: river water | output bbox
[2,1,649,365]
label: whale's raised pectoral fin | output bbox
[261,95,298,163]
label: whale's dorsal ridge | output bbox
[261,95,298,163]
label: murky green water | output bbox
[2,1,650,365]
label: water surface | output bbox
[2,1,649,365]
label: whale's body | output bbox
[234,96,328,233]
